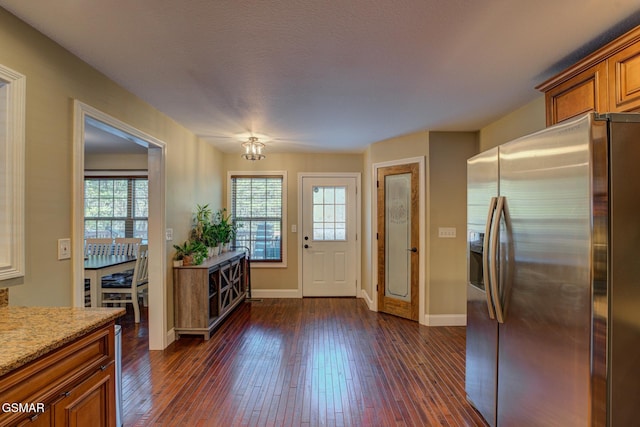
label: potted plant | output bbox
[173,240,208,266]
[202,222,220,257]
[191,204,212,243]
[214,208,233,252]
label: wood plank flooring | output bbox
[120,298,487,426]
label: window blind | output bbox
[231,175,283,262]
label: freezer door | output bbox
[466,147,498,427]
[607,115,640,426]
[497,114,593,426]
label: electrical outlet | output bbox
[58,238,71,260]
[438,227,457,238]
[166,228,173,241]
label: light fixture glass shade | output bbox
[241,136,266,161]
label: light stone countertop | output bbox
[0,306,125,377]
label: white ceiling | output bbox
[2,1,640,154]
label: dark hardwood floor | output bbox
[119,298,487,426]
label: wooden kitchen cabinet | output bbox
[541,62,608,126]
[608,40,640,112]
[538,25,640,125]
[174,251,247,340]
[0,322,116,427]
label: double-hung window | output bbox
[84,175,148,241]
[229,172,287,266]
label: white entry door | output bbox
[301,176,357,296]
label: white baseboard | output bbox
[249,289,301,299]
[360,289,376,311]
[166,328,176,346]
[424,314,467,326]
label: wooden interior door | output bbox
[377,163,419,320]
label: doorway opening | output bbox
[73,101,167,350]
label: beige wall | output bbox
[427,132,478,315]
[85,153,149,170]
[479,96,546,151]
[0,9,224,333]
[222,152,364,292]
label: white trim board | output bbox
[0,64,26,283]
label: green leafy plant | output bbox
[191,204,212,243]
[173,240,208,265]
[214,208,233,244]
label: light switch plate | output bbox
[438,227,457,238]
[166,228,173,241]
[58,238,71,260]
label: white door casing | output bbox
[73,101,168,350]
[300,174,359,297]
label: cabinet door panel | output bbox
[608,42,640,112]
[545,62,608,125]
[53,367,115,427]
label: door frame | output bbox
[372,157,426,324]
[72,101,168,350]
[297,172,361,298]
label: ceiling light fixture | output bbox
[241,136,265,161]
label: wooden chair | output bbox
[113,237,142,256]
[84,238,113,306]
[84,238,113,256]
[101,245,149,323]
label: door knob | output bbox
[304,244,311,249]
[407,247,417,253]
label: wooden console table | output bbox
[173,250,248,340]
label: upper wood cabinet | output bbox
[537,25,640,126]
[608,40,640,112]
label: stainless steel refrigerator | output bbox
[466,112,640,426]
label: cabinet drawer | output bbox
[0,324,114,426]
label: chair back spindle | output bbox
[85,238,113,256]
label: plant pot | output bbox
[173,259,183,267]
[182,255,194,266]
[211,245,220,257]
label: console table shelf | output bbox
[173,250,248,340]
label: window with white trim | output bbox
[230,172,286,265]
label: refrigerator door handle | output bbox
[482,197,498,319]
[490,196,506,324]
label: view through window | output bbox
[84,177,148,241]
[230,175,284,262]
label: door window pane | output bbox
[312,186,347,241]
